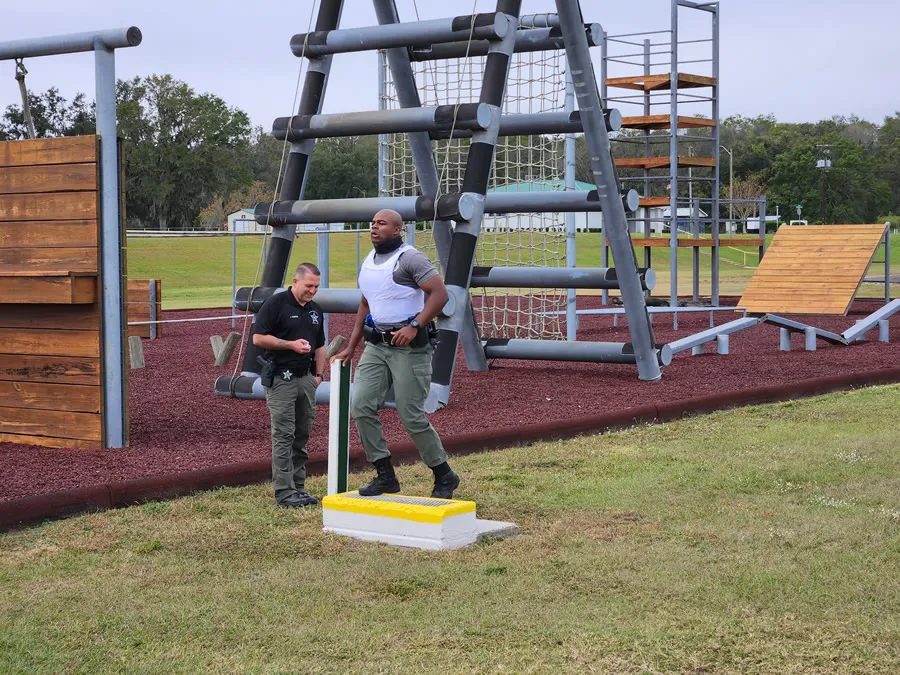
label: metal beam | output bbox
[271,103,492,141]
[841,298,900,343]
[555,0,662,381]
[292,12,508,57]
[409,23,602,61]
[0,27,141,60]
[667,316,761,355]
[762,314,846,345]
[431,108,623,139]
[470,266,655,290]
[484,338,672,366]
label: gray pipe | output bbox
[291,13,508,57]
[272,103,493,141]
[483,338,672,366]
[470,266,656,290]
[0,27,141,60]
[409,23,602,61]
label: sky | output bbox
[2,0,899,131]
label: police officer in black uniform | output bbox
[253,262,327,507]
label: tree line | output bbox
[2,75,898,228]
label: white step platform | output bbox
[322,491,519,551]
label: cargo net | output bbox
[380,50,568,340]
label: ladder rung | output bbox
[291,13,508,58]
[272,103,492,141]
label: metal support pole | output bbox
[642,38,652,292]
[759,196,767,262]
[373,0,486,377]
[377,49,386,198]
[669,0,679,320]
[318,229,330,341]
[565,64,578,340]
[409,23,603,61]
[885,224,891,304]
[711,4,721,306]
[231,233,237,329]
[779,327,791,352]
[95,44,126,448]
[692,197,700,302]
[405,222,416,247]
[556,0,661,381]
[430,0,522,408]
[600,25,610,306]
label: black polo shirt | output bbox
[254,289,325,373]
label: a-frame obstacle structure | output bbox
[217,0,666,409]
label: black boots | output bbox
[358,457,401,496]
[431,463,460,499]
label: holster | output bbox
[257,356,275,387]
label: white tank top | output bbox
[358,244,425,326]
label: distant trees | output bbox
[4,81,900,227]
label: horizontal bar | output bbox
[483,338,672,367]
[272,103,492,141]
[256,188,641,225]
[0,27,142,60]
[434,109,622,139]
[677,0,719,13]
[841,298,900,342]
[128,314,247,326]
[470,266,655,290]
[540,305,747,316]
[484,189,641,214]
[518,14,559,29]
[667,316,761,355]
[234,287,361,313]
[292,13,508,57]
[409,23,601,61]
[762,314,846,345]
[255,193,478,225]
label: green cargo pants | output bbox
[265,373,318,501]
[350,341,447,468]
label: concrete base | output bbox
[322,491,518,551]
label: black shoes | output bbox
[277,490,319,508]
[359,458,401,496]
[431,469,460,500]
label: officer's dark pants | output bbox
[265,373,317,501]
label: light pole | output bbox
[720,145,734,226]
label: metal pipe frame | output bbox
[409,23,601,61]
[667,316,761,355]
[373,0,487,376]
[235,287,361,314]
[484,338,672,367]
[432,108,622,139]
[565,65,578,340]
[255,193,477,225]
[429,0,522,410]
[556,0,661,381]
[291,12,508,57]
[0,27,141,59]
[841,298,900,343]
[255,188,639,226]
[244,1,343,379]
[1,27,142,449]
[518,13,560,28]
[470,266,656,291]
[271,103,493,141]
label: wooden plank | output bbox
[0,328,100,357]
[629,238,672,248]
[0,304,100,330]
[0,406,101,441]
[605,72,716,91]
[620,115,717,130]
[0,432,100,450]
[0,381,100,413]
[638,196,670,207]
[0,192,97,222]
[0,136,97,168]
[0,163,97,195]
[0,354,100,385]
[615,156,716,170]
[0,247,97,272]
[0,275,98,304]
[0,220,98,248]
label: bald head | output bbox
[370,209,404,248]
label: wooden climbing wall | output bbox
[0,135,125,449]
[739,224,888,315]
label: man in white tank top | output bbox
[331,209,460,499]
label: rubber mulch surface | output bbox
[1,297,897,502]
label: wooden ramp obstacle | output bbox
[738,224,889,315]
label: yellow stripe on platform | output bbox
[322,492,476,524]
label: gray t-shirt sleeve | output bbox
[393,250,438,288]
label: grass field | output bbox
[2,387,898,672]
[127,231,900,310]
